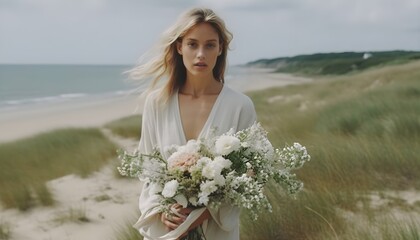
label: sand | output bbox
[0,68,310,143]
[0,69,311,240]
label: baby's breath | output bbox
[117,122,310,220]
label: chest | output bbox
[178,94,219,141]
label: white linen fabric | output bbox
[133,85,257,240]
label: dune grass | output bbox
[113,216,143,240]
[0,128,117,210]
[113,61,420,239]
[239,60,420,239]
[104,115,142,139]
[53,206,90,224]
[0,219,11,240]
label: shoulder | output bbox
[143,88,162,103]
[141,88,164,115]
[222,85,257,130]
[222,85,255,110]
[143,88,165,108]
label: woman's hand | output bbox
[160,203,211,238]
[160,204,191,231]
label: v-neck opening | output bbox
[175,85,225,143]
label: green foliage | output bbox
[242,60,420,239]
[0,220,11,240]
[113,217,143,240]
[247,50,420,75]
[0,128,117,210]
[104,115,141,139]
[53,207,90,224]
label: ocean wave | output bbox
[1,93,87,107]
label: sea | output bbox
[0,64,250,112]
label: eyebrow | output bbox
[186,38,218,42]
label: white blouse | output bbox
[134,85,257,240]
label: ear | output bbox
[218,44,223,56]
[177,41,182,55]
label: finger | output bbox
[170,206,188,219]
[177,207,193,215]
[164,219,180,230]
[169,215,185,224]
[163,212,185,225]
[171,203,182,209]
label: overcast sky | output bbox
[1,0,419,65]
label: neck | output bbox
[181,73,222,97]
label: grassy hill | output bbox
[111,59,420,240]
[240,60,420,239]
[246,50,420,75]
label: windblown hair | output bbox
[128,8,233,102]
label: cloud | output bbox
[0,0,419,64]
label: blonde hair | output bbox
[128,8,233,102]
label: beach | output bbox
[0,69,311,240]
[0,67,309,143]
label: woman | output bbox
[131,8,256,240]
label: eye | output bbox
[187,42,197,48]
[206,43,216,49]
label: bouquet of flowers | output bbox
[117,122,310,238]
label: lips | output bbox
[194,62,207,67]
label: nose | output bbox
[197,47,205,59]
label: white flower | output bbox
[196,157,212,168]
[178,139,201,153]
[174,194,188,208]
[215,135,241,155]
[293,142,304,151]
[202,164,216,179]
[213,156,232,169]
[200,180,218,195]
[198,194,209,205]
[162,180,179,198]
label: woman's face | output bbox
[177,23,222,78]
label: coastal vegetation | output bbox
[0,53,418,239]
[0,128,117,210]
[104,115,142,139]
[246,50,420,75]
[113,59,420,239]
[240,60,420,239]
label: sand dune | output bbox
[0,70,311,240]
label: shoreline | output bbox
[0,70,312,240]
[0,69,311,143]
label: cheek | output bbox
[181,50,195,61]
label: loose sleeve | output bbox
[134,93,168,239]
[238,95,257,131]
[137,93,157,156]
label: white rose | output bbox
[202,164,216,179]
[215,136,241,155]
[200,180,218,195]
[213,156,232,169]
[198,195,209,206]
[162,180,179,198]
[196,157,212,168]
[178,139,200,153]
